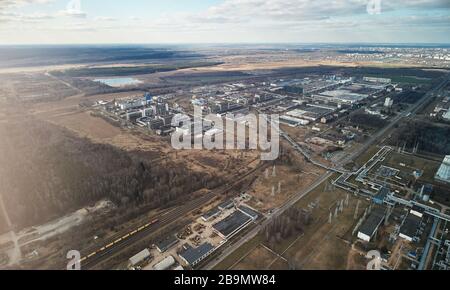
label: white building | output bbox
[363,77,392,84]
[435,155,450,184]
[153,255,175,270]
[384,97,394,108]
[116,98,146,110]
[129,248,151,267]
[443,110,450,121]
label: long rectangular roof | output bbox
[129,248,151,266]
[400,214,421,239]
[155,235,179,252]
[179,243,214,265]
[213,210,251,238]
[238,206,260,220]
[436,155,450,182]
[358,207,385,238]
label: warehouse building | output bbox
[435,155,450,184]
[317,89,369,105]
[238,205,260,220]
[128,248,151,267]
[201,207,221,222]
[213,210,252,239]
[218,199,235,211]
[280,115,310,127]
[178,243,215,267]
[357,208,386,242]
[399,214,422,242]
[363,77,392,84]
[155,235,179,253]
[152,255,175,270]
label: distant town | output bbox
[0,43,449,272]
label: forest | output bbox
[0,118,224,234]
[348,113,388,130]
[389,121,450,155]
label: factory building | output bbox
[116,98,146,110]
[286,107,333,122]
[443,110,450,121]
[212,210,253,240]
[435,155,450,184]
[178,243,215,267]
[317,89,369,105]
[201,207,221,222]
[357,208,386,242]
[155,235,179,253]
[399,214,422,242]
[238,205,260,220]
[218,199,235,211]
[363,77,392,84]
[384,97,394,108]
[282,84,304,95]
[373,187,390,205]
[280,115,310,127]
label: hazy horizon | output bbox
[0,0,449,44]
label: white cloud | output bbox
[0,0,449,43]
[57,0,86,18]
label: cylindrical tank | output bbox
[153,255,175,270]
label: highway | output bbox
[80,74,449,270]
[203,75,449,269]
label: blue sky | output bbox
[0,0,449,44]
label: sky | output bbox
[0,0,449,44]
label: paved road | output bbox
[203,75,450,270]
[203,171,333,269]
[80,74,449,270]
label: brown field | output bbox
[247,164,324,212]
[285,188,370,270]
[231,244,279,270]
[47,111,122,140]
[223,176,370,270]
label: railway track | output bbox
[76,160,266,270]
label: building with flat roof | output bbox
[280,115,310,127]
[213,210,252,239]
[384,97,394,108]
[155,235,179,253]
[363,77,392,84]
[218,199,235,211]
[201,207,221,222]
[399,214,422,242]
[318,89,369,105]
[443,110,450,121]
[178,243,215,267]
[435,155,450,184]
[357,208,386,242]
[373,187,390,205]
[238,205,260,220]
